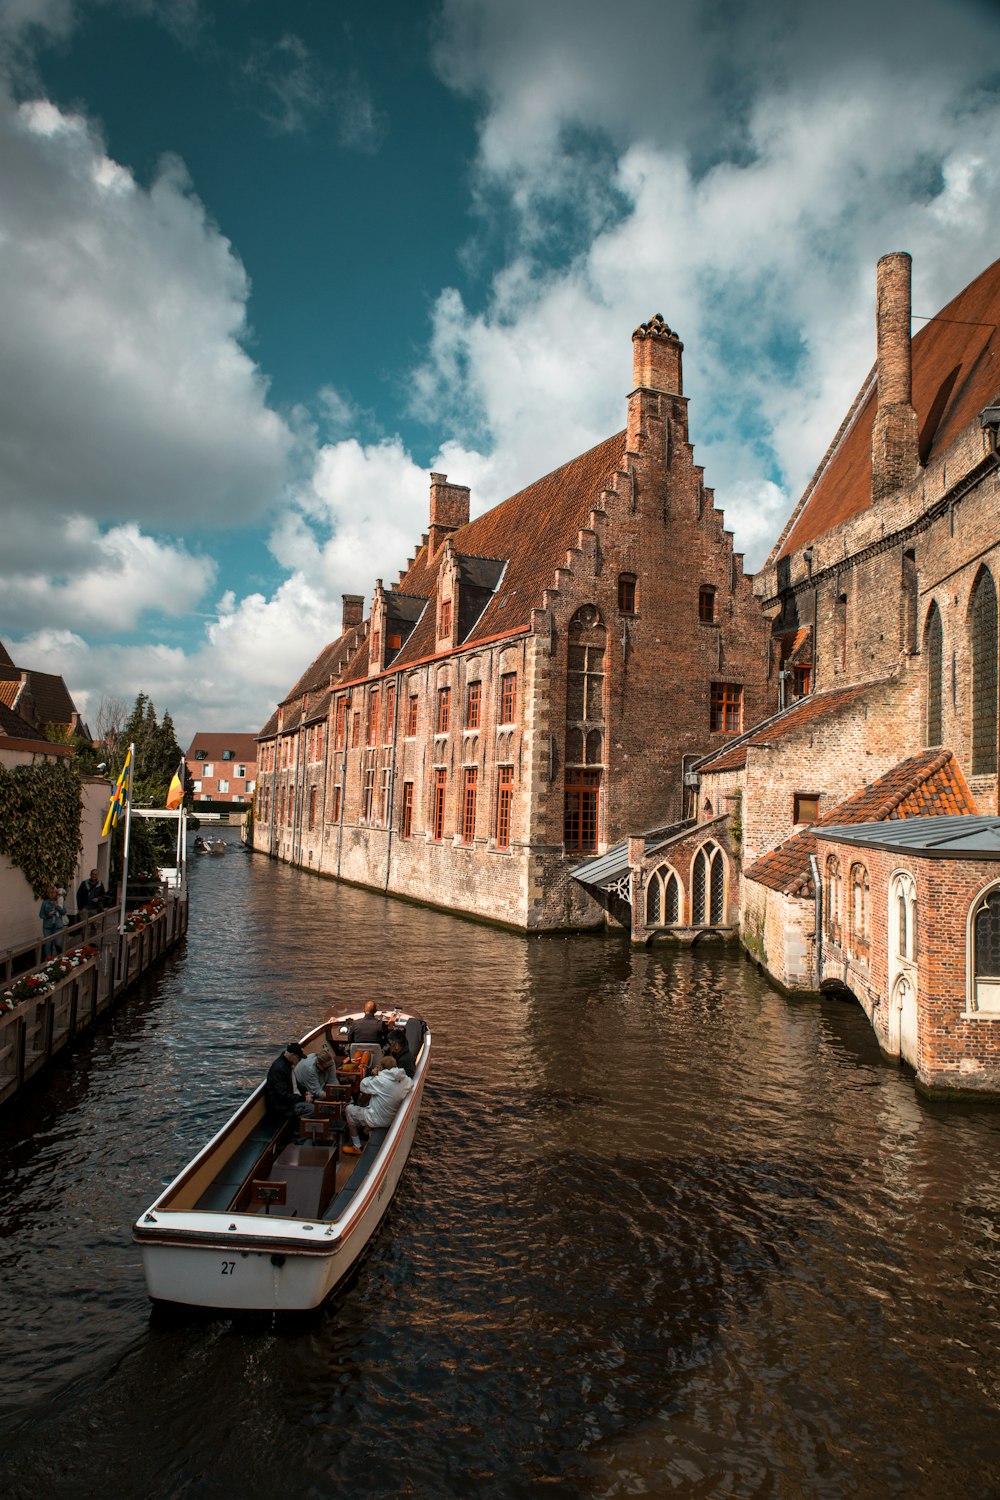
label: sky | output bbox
[1,0,999,744]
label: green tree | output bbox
[107,694,185,876]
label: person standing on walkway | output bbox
[39,886,66,958]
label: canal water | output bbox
[2,835,1000,1499]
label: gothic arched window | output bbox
[825,855,842,945]
[971,885,1000,1014]
[692,844,725,925]
[970,567,998,774]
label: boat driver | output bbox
[347,1000,387,1049]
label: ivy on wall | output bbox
[0,758,83,898]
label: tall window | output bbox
[466,681,481,730]
[351,712,361,749]
[618,573,637,613]
[971,568,998,774]
[499,672,517,725]
[384,684,396,744]
[972,886,1000,1013]
[645,867,681,926]
[432,768,447,840]
[401,781,414,839]
[495,766,513,849]
[925,602,943,747]
[439,599,452,637]
[564,769,600,853]
[461,767,478,844]
[825,855,843,945]
[710,683,743,733]
[278,787,285,826]
[331,785,341,823]
[406,694,418,737]
[437,686,451,735]
[362,766,375,822]
[308,787,317,830]
[850,863,871,960]
[692,843,725,924]
[699,585,716,623]
[335,699,348,750]
[367,690,380,746]
[380,767,391,825]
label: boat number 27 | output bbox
[220,1260,236,1275]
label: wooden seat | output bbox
[251,1180,287,1214]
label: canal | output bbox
[2,834,1000,1498]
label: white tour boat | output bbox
[133,1009,429,1311]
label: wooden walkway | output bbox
[0,896,188,1108]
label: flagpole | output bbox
[174,759,186,872]
[118,741,136,936]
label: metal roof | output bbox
[815,814,1000,858]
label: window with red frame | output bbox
[432,768,447,840]
[351,711,361,748]
[461,767,478,843]
[367,690,379,746]
[465,681,481,730]
[495,765,513,849]
[499,672,517,724]
[335,699,348,750]
[564,768,600,852]
[699,585,716,623]
[371,630,380,661]
[406,694,418,736]
[793,663,811,698]
[439,599,452,637]
[331,785,342,823]
[617,573,637,613]
[437,686,451,734]
[401,781,414,838]
[384,684,396,743]
[710,682,743,732]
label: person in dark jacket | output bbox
[264,1042,315,1136]
[76,869,106,913]
[347,1000,386,1048]
[387,1033,415,1078]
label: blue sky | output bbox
[1,0,999,743]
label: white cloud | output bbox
[0,81,294,529]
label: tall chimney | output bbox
[428,473,470,558]
[629,314,683,448]
[871,251,919,501]
[342,594,364,632]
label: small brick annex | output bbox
[813,817,1000,1094]
[253,315,775,929]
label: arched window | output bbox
[925,602,943,747]
[971,885,1000,1014]
[850,862,870,961]
[645,867,681,927]
[825,855,842,945]
[970,568,998,774]
[692,844,725,925]
[890,871,917,962]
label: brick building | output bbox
[0,639,91,741]
[253,315,775,928]
[185,733,257,806]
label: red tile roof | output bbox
[184,732,258,763]
[774,255,1000,561]
[744,748,976,895]
[697,680,879,774]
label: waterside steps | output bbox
[0,892,189,1108]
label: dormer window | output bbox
[439,599,452,637]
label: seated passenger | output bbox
[347,999,387,1048]
[387,1033,415,1078]
[343,1052,412,1154]
[264,1041,315,1139]
[295,1045,335,1097]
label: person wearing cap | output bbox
[264,1041,315,1137]
[295,1044,335,1098]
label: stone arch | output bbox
[644,864,682,927]
[690,842,726,925]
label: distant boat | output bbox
[193,836,226,855]
[133,1009,429,1311]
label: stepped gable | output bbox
[745,748,976,895]
[774,255,1000,562]
[697,680,878,775]
[390,431,628,668]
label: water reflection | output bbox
[1,832,1000,1497]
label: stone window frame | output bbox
[690,841,726,926]
[644,864,683,927]
[969,565,998,776]
[889,869,917,963]
[825,854,843,947]
[849,861,871,964]
[965,879,1000,1018]
[924,599,943,748]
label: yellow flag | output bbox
[166,760,184,810]
[102,747,132,838]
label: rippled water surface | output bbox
[3,835,1000,1498]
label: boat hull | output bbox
[135,1019,428,1311]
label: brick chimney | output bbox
[632,314,683,396]
[342,594,364,632]
[871,251,919,502]
[428,473,470,559]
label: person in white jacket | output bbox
[343,1054,412,1154]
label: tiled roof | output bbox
[0,701,50,742]
[279,628,362,710]
[775,255,1000,561]
[21,670,78,728]
[0,678,23,710]
[184,732,258,762]
[0,641,14,667]
[697,680,879,774]
[744,748,976,894]
[258,710,279,740]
